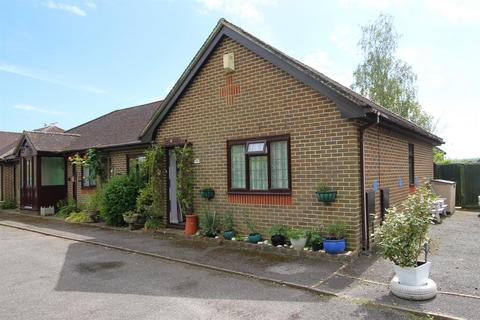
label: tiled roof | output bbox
[33,125,65,133]
[0,131,22,160]
[65,100,161,151]
[24,131,80,153]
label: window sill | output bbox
[228,193,292,205]
[228,190,291,196]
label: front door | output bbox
[21,157,34,209]
[168,149,183,225]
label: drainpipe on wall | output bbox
[359,112,380,252]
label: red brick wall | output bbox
[0,161,19,204]
[364,126,434,228]
[154,36,363,250]
[67,148,146,206]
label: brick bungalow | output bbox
[1,19,443,251]
[0,101,160,210]
[139,19,443,251]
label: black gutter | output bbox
[359,113,379,251]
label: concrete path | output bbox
[1,226,421,320]
[1,209,479,319]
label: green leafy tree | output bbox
[352,14,434,131]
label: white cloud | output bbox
[340,0,411,9]
[330,25,357,57]
[303,49,352,87]
[0,61,105,94]
[425,0,480,22]
[84,1,96,9]
[13,104,64,116]
[45,1,86,16]
[196,0,275,22]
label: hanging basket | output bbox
[316,191,337,203]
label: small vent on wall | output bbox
[223,52,235,73]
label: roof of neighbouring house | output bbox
[0,131,22,160]
[6,100,162,157]
[33,124,65,133]
[65,100,161,151]
[141,18,443,145]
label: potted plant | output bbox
[323,220,348,254]
[175,144,196,235]
[375,185,436,287]
[243,212,262,243]
[316,182,337,202]
[309,231,323,251]
[199,210,220,238]
[269,225,287,246]
[222,212,235,240]
[287,228,308,250]
[122,211,144,230]
[200,186,215,200]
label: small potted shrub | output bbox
[243,212,262,243]
[200,186,215,200]
[316,182,337,202]
[199,210,220,238]
[375,185,436,288]
[222,212,235,240]
[269,225,287,246]
[122,211,144,230]
[309,231,323,251]
[323,220,348,254]
[287,228,308,250]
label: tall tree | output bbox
[352,14,434,131]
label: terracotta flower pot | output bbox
[185,214,198,236]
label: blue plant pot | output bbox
[223,230,235,240]
[323,239,346,254]
[248,233,262,243]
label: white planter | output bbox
[393,261,431,286]
[290,237,307,250]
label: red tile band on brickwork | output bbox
[228,194,292,205]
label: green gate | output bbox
[434,163,480,208]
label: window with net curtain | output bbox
[82,166,96,187]
[229,137,289,192]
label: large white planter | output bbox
[290,237,307,250]
[393,261,431,286]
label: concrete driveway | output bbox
[0,226,419,320]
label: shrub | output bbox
[242,211,259,236]
[175,144,195,214]
[324,221,348,240]
[65,211,93,223]
[56,199,78,218]
[199,209,220,237]
[269,225,287,237]
[144,217,162,230]
[100,174,141,226]
[85,192,102,212]
[317,182,332,192]
[375,185,435,268]
[309,231,323,246]
[287,228,307,240]
[221,211,235,232]
[0,200,17,210]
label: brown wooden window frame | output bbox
[81,166,96,189]
[126,153,146,176]
[227,135,291,195]
[408,143,415,186]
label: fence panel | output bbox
[464,164,480,208]
[434,164,464,206]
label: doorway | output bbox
[167,149,184,226]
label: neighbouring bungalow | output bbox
[0,101,160,210]
[0,19,443,251]
[139,19,443,251]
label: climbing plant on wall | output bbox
[141,145,166,221]
[175,143,195,215]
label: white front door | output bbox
[168,149,183,224]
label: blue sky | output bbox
[1,0,479,158]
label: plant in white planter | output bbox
[375,184,437,300]
[287,228,307,250]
